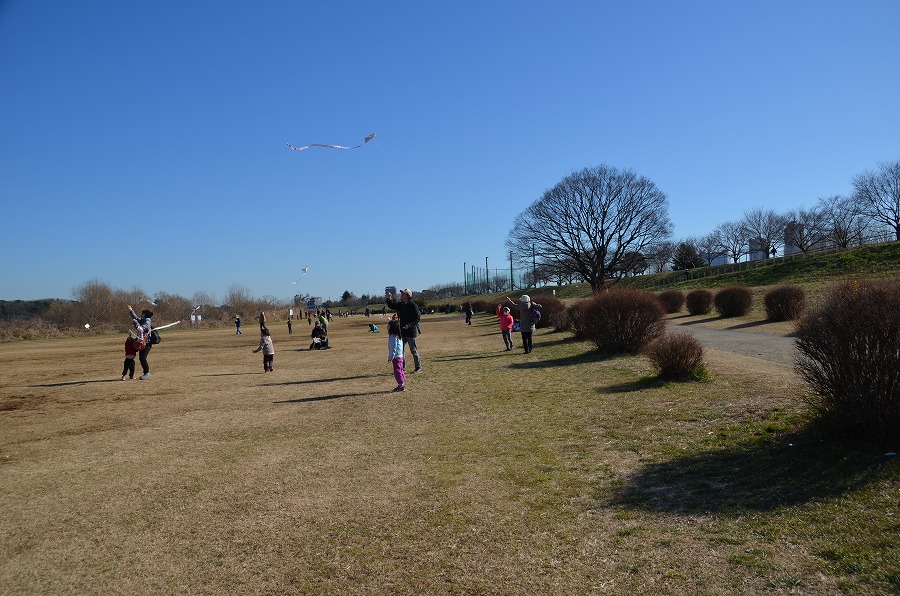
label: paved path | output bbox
[667,321,798,366]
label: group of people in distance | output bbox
[120,290,541,392]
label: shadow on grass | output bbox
[608,429,888,514]
[597,376,669,393]
[31,379,123,387]
[434,353,507,362]
[274,391,376,404]
[265,374,381,386]
[509,350,610,369]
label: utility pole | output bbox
[485,257,489,291]
[532,244,536,289]
[463,262,467,294]
[509,251,514,290]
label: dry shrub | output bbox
[531,294,567,330]
[714,286,753,318]
[657,290,685,314]
[573,288,665,354]
[568,303,588,340]
[685,289,713,315]
[795,279,900,447]
[763,285,806,321]
[470,300,490,314]
[0,319,73,341]
[644,332,707,380]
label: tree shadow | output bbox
[607,429,890,515]
[30,379,123,388]
[274,391,376,404]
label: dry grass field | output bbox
[1,312,897,594]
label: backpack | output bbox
[149,329,161,345]
[530,305,542,323]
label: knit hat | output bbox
[519,295,530,303]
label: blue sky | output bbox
[2,1,898,303]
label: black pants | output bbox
[139,344,152,374]
[122,358,135,378]
[521,331,533,353]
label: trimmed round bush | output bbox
[685,289,713,315]
[657,290,685,314]
[573,288,665,354]
[531,294,566,330]
[795,279,900,447]
[644,332,706,380]
[714,286,753,317]
[763,285,806,321]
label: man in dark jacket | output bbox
[386,288,422,372]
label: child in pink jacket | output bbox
[496,304,515,351]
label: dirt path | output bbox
[668,321,797,366]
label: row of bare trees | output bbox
[16,279,292,332]
[503,160,899,290]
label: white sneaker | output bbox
[139,373,151,380]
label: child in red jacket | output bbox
[496,304,515,351]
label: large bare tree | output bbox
[784,205,829,253]
[506,165,672,292]
[740,208,787,257]
[817,195,867,248]
[852,160,900,241]
[714,221,748,263]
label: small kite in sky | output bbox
[291,266,310,285]
[287,133,375,152]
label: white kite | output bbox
[291,266,310,285]
[287,133,375,152]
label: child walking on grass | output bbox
[388,319,406,392]
[496,304,515,351]
[252,327,275,372]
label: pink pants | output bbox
[392,357,406,386]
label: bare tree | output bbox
[852,160,900,241]
[506,165,673,291]
[697,231,722,265]
[224,284,253,316]
[715,221,748,263]
[646,241,675,273]
[740,208,787,257]
[783,205,829,253]
[818,194,868,248]
[72,278,117,325]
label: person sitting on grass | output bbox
[310,321,328,349]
